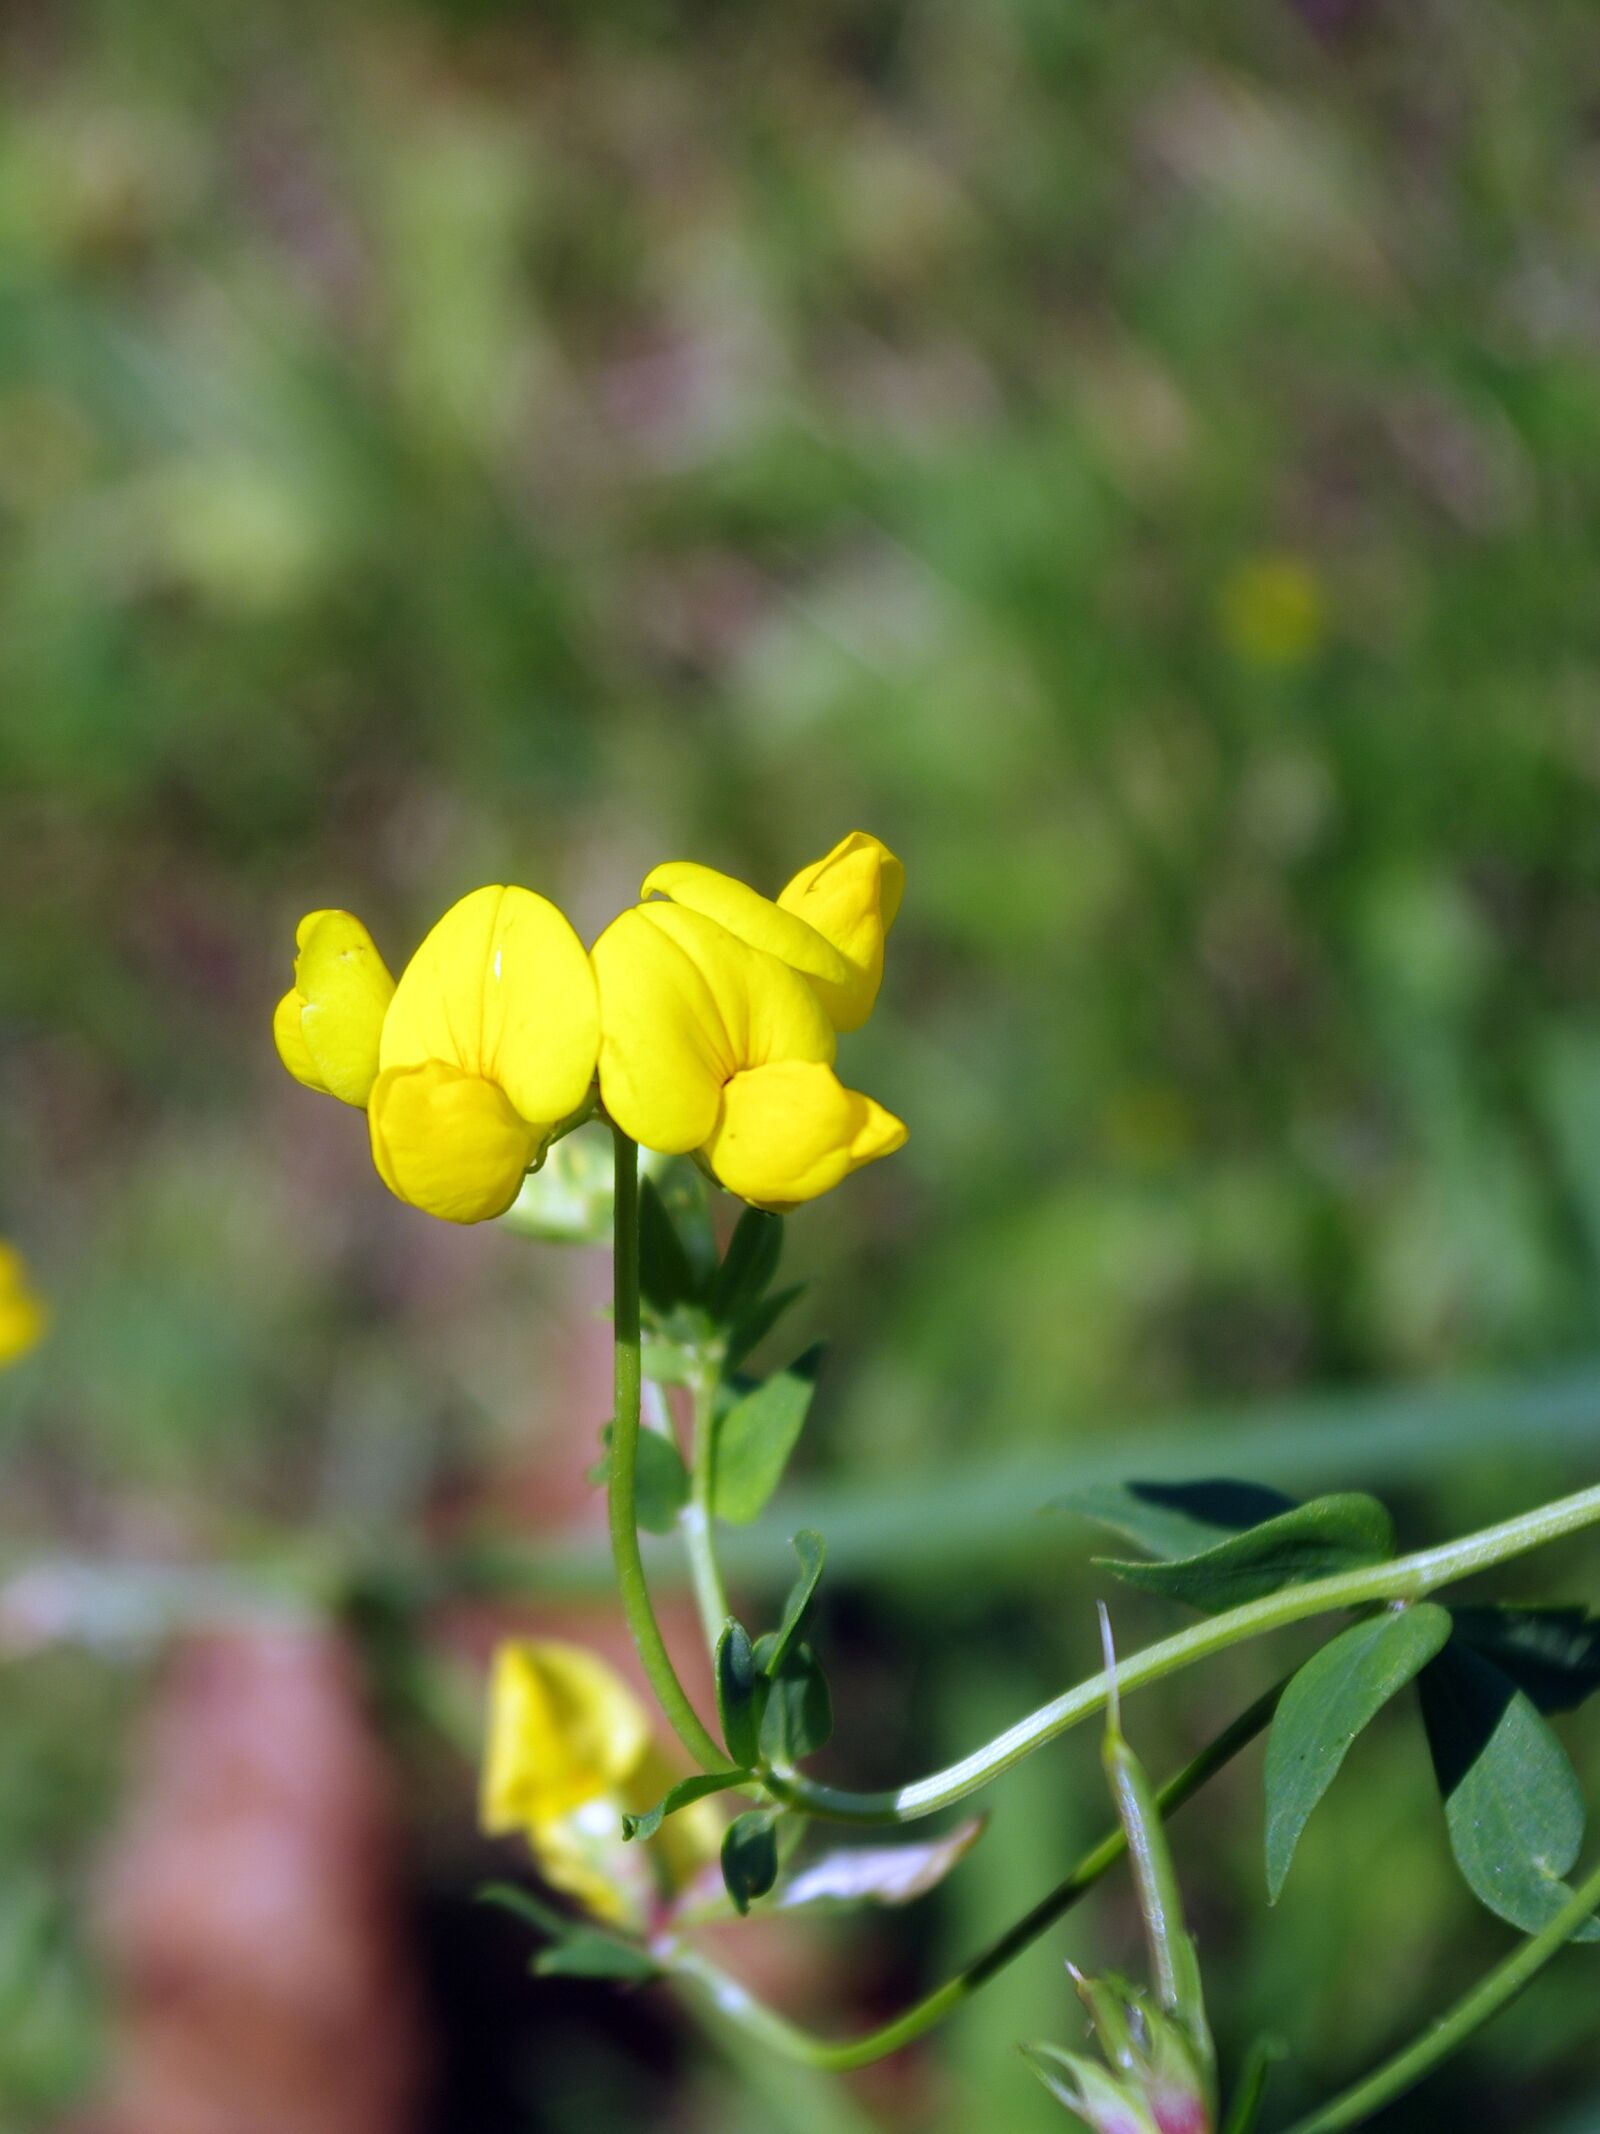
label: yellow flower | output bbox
[641,831,904,1034]
[590,899,906,1209]
[368,886,600,1225]
[482,1640,721,1929]
[0,1244,47,1367]
[273,909,396,1107]
[1218,554,1327,669]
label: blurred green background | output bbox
[3,0,1600,2128]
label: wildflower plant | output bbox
[274,835,1600,2126]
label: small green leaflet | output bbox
[721,1810,780,1915]
[1055,1478,1300,1562]
[1264,1603,1453,1900]
[760,1643,833,1763]
[1101,1494,1395,1615]
[725,1283,806,1372]
[622,1768,752,1843]
[589,1423,688,1534]
[715,1618,766,1768]
[1419,1643,1600,1942]
[713,1346,823,1524]
[533,1934,660,1982]
[710,1207,784,1325]
[639,1176,698,1312]
[756,1530,825,1677]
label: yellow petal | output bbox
[592,904,834,1154]
[292,909,395,1106]
[777,832,904,1033]
[481,1641,651,1832]
[273,986,325,1093]
[524,1805,652,1929]
[379,885,599,1132]
[641,861,851,990]
[704,1060,907,1207]
[368,1062,539,1223]
[0,1244,47,1368]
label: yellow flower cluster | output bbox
[480,1639,721,1928]
[274,834,906,1221]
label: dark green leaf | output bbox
[1102,1494,1395,1614]
[639,1176,698,1312]
[758,1530,825,1677]
[710,1208,783,1325]
[725,1283,806,1372]
[1055,1478,1300,1561]
[589,1424,688,1534]
[477,1881,572,1941]
[760,1642,833,1763]
[622,1769,753,1843]
[533,1933,660,1982]
[1451,1607,1600,1714]
[715,1618,766,1768]
[713,1345,824,1525]
[1420,1644,1600,1941]
[721,1810,780,1915]
[773,1818,986,1913]
[1265,1603,1453,1900]
[1219,2037,1285,2134]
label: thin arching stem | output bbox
[606,1123,729,1773]
[660,1681,1282,2072]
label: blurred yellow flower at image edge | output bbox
[0,1244,47,1367]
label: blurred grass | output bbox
[3,0,1600,2125]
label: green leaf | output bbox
[640,1338,695,1386]
[721,1810,780,1915]
[713,1346,824,1525]
[1420,1643,1600,1941]
[757,1530,825,1678]
[1219,2037,1285,2134]
[639,1176,698,1312]
[477,1881,572,1942]
[621,1769,752,1843]
[1101,1494,1395,1615]
[588,1424,688,1534]
[725,1283,806,1372]
[759,1643,833,1764]
[715,1618,766,1768]
[533,1933,660,1982]
[772,1818,987,1912]
[710,1207,783,1325]
[1264,1603,1453,1900]
[1055,1478,1300,1561]
[1450,1607,1600,1714]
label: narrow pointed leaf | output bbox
[725,1282,805,1371]
[710,1207,783,1323]
[478,1881,572,1942]
[1054,1478,1300,1562]
[1420,1643,1600,1941]
[759,1529,825,1678]
[1219,2037,1285,2134]
[713,1345,824,1524]
[1101,1494,1395,1614]
[533,1933,660,1981]
[759,1642,833,1763]
[621,1768,752,1843]
[639,1176,698,1311]
[1265,1603,1453,1900]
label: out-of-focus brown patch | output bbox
[87,1626,427,2134]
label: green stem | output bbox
[607,1124,729,1773]
[681,1356,732,1657]
[1281,1855,1600,2133]
[661,1682,1281,2072]
[769,1481,1600,1824]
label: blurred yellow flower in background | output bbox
[0,1244,47,1368]
[273,909,395,1107]
[1218,553,1327,669]
[482,1640,721,1930]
